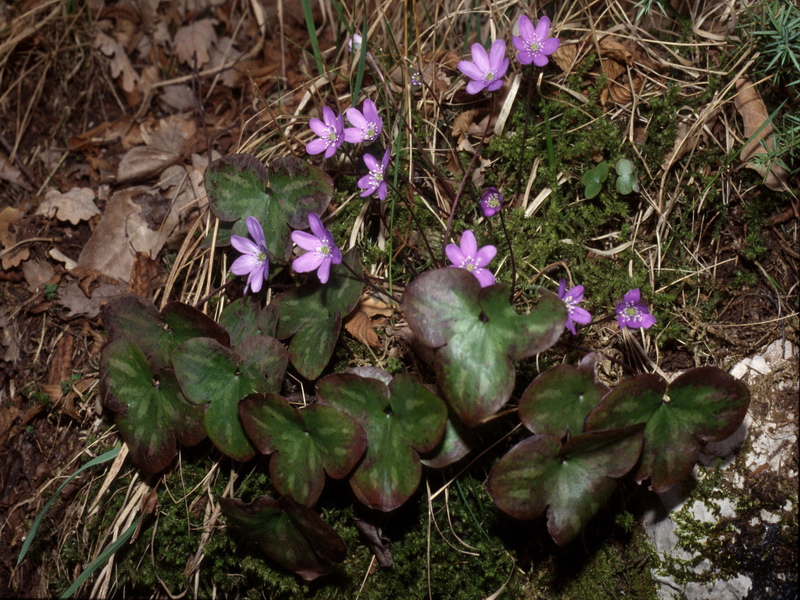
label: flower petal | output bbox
[474,244,497,267]
[230,235,258,255]
[317,258,332,284]
[489,39,507,71]
[321,106,336,126]
[473,268,495,287]
[571,306,592,325]
[381,148,391,167]
[470,43,490,72]
[345,107,367,129]
[640,313,657,329]
[465,80,487,95]
[292,230,320,251]
[377,182,387,200]
[363,153,379,172]
[362,99,378,122]
[624,288,641,303]
[308,213,326,240]
[306,138,328,155]
[330,246,342,264]
[535,16,551,39]
[309,117,327,137]
[247,268,264,293]
[245,217,266,248]
[457,60,484,82]
[541,37,560,55]
[512,36,528,52]
[518,15,535,40]
[344,128,364,143]
[445,243,465,266]
[231,254,261,276]
[557,278,567,298]
[459,230,478,257]
[293,251,324,273]
[567,285,585,302]
[533,54,549,67]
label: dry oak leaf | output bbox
[68,115,133,150]
[344,293,393,348]
[36,188,100,225]
[734,77,791,192]
[0,206,28,270]
[116,116,196,183]
[174,18,218,67]
[94,31,141,93]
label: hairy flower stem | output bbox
[499,209,517,297]
[514,66,534,201]
[443,93,495,262]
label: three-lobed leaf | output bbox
[519,353,610,437]
[205,154,333,261]
[585,367,750,492]
[219,494,347,581]
[488,426,643,546]
[100,338,206,473]
[102,295,230,371]
[173,335,288,461]
[273,249,363,380]
[403,268,566,426]
[316,371,447,511]
[239,394,367,506]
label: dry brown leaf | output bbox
[117,116,195,183]
[36,188,100,225]
[49,248,77,271]
[551,43,578,73]
[599,36,634,64]
[174,18,218,67]
[0,206,22,249]
[344,311,380,348]
[59,280,126,319]
[22,259,56,292]
[601,58,625,81]
[0,152,31,190]
[94,31,141,93]
[76,186,173,283]
[1,247,28,270]
[734,77,791,191]
[68,115,133,150]
[127,251,162,297]
[452,109,479,138]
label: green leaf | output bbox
[488,426,643,546]
[519,353,610,436]
[102,294,229,370]
[59,515,142,599]
[239,394,367,506]
[403,268,566,426]
[205,154,334,261]
[219,494,347,581]
[101,339,206,473]
[18,447,120,566]
[219,297,278,347]
[273,249,363,379]
[316,371,447,511]
[585,367,750,492]
[581,162,609,199]
[614,158,639,194]
[172,335,288,461]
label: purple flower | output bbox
[457,39,509,95]
[512,15,560,67]
[557,279,592,335]
[290,213,343,284]
[615,288,656,329]
[306,107,345,158]
[347,33,363,53]
[344,99,382,144]
[409,68,423,89]
[480,187,503,217]
[445,230,497,287]
[230,216,269,294]
[358,149,390,200]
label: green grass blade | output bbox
[301,0,325,78]
[59,515,142,599]
[17,446,121,565]
[352,8,369,105]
